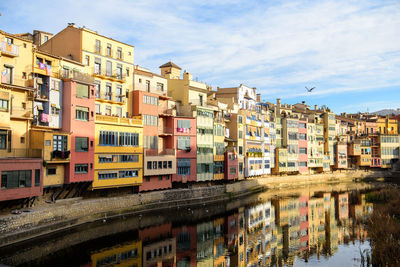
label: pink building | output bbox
[172,224,197,267]
[0,158,43,202]
[224,149,238,180]
[62,79,95,184]
[299,195,309,251]
[172,117,197,183]
[298,119,308,173]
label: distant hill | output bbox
[372,109,400,116]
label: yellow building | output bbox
[213,108,226,181]
[39,23,134,118]
[93,115,143,189]
[377,116,398,135]
[90,240,142,267]
[272,148,288,174]
[0,31,35,157]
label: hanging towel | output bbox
[41,113,48,122]
[6,43,12,52]
[45,65,52,75]
[39,62,46,70]
[1,70,7,83]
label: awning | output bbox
[36,104,44,111]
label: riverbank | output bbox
[0,169,390,247]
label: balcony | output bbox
[96,92,125,105]
[10,107,33,119]
[59,69,94,84]
[96,114,142,126]
[34,88,49,101]
[159,127,173,136]
[159,106,176,116]
[0,148,42,158]
[0,42,18,57]
[51,150,71,160]
[93,68,126,83]
[145,149,176,156]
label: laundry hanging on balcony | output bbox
[41,113,49,122]
[39,62,46,70]
[45,65,52,75]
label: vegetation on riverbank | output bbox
[366,188,400,266]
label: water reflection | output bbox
[85,191,372,267]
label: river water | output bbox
[0,183,378,266]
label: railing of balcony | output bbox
[0,42,18,56]
[0,148,42,158]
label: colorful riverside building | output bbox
[216,84,266,178]
[30,51,94,190]
[160,62,215,182]
[39,24,146,190]
[298,118,308,173]
[131,66,175,191]
[0,31,43,202]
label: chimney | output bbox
[256,94,261,102]
[302,101,305,104]
[314,105,318,110]
[277,98,281,107]
[183,71,193,81]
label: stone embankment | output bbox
[0,169,389,247]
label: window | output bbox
[299,123,306,128]
[116,107,122,117]
[95,104,100,115]
[146,80,150,92]
[53,135,67,151]
[143,95,158,105]
[20,136,25,144]
[0,99,8,110]
[35,169,40,186]
[238,116,243,124]
[177,136,190,150]
[105,105,112,116]
[47,168,56,175]
[239,146,243,155]
[119,132,139,146]
[75,164,88,174]
[143,115,158,126]
[76,106,89,121]
[95,40,101,53]
[106,61,112,76]
[230,167,237,174]
[299,148,307,154]
[1,170,32,189]
[98,172,118,180]
[126,67,130,77]
[177,120,191,129]
[117,47,122,59]
[116,64,123,79]
[98,155,115,163]
[94,57,101,74]
[177,159,190,175]
[144,135,158,149]
[147,161,152,170]
[157,82,164,91]
[105,84,112,100]
[116,85,123,102]
[85,55,90,66]
[75,137,89,152]
[119,154,139,162]
[119,170,139,178]
[299,161,307,167]
[159,175,163,181]
[299,133,307,140]
[153,161,157,169]
[76,83,89,98]
[99,131,118,146]
[158,161,162,169]
[106,44,111,56]
[3,66,13,84]
[239,130,243,139]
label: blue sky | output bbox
[1,0,400,113]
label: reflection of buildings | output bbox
[96,190,374,267]
[197,221,214,266]
[173,225,197,266]
[139,223,176,267]
[90,240,142,267]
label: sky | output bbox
[1,0,400,114]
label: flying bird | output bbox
[305,86,315,92]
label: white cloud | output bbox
[1,0,400,104]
